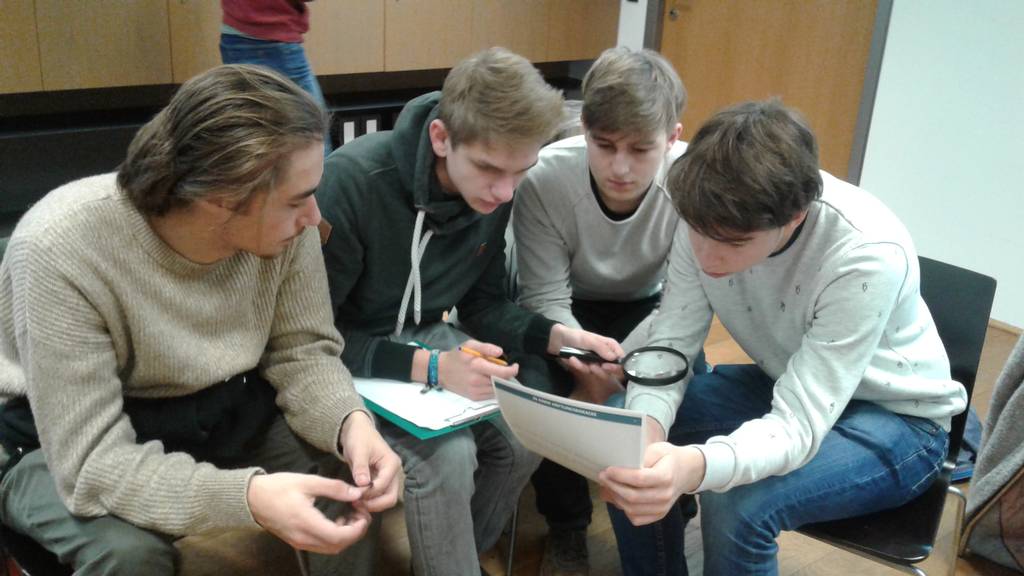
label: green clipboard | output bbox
[361,397,499,440]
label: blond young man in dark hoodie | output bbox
[316,48,624,575]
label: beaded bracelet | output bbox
[427,348,440,391]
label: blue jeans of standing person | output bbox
[220,34,332,154]
[607,364,949,576]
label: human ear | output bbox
[428,119,450,158]
[666,123,683,147]
[788,210,809,231]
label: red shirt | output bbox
[222,0,310,43]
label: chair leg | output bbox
[946,486,967,576]
[505,505,519,576]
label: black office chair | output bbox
[797,256,997,576]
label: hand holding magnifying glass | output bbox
[557,346,690,386]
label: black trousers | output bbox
[521,295,661,532]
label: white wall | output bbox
[860,2,1024,328]
[617,0,649,49]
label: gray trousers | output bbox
[0,416,378,576]
[389,322,542,576]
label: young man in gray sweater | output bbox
[600,100,964,575]
[513,47,693,576]
[0,65,400,575]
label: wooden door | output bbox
[0,0,43,94]
[35,0,172,90]
[659,0,877,178]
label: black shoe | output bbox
[539,528,589,576]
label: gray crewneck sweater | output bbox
[627,172,967,492]
[514,135,687,331]
[0,174,364,535]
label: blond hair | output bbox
[582,47,686,136]
[118,64,328,216]
[437,47,564,148]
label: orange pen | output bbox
[459,346,509,366]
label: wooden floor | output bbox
[375,320,1022,576]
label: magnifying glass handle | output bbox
[557,346,612,364]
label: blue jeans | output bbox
[608,364,949,576]
[219,34,331,154]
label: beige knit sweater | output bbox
[0,174,364,536]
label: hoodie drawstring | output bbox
[395,210,434,336]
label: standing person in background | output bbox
[513,47,697,576]
[220,0,332,154]
[0,65,400,576]
[316,47,624,576]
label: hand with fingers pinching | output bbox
[438,339,519,401]
[338,410,402,513]
[246,472,372,554]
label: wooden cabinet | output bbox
[470,0,548,63]
[34,0,172,90]
[1,1,618,94]
[168,0,222,83]
[546,0,620,62]
[307,1,385,75]
[386,0,620,71]
[385,0,474,72]
[0,0,43,94]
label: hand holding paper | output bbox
[598,444,706,526]
[492,376,645,482]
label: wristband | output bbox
[427,349,440,390]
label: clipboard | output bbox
[354,377,500,440]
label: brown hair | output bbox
[582,47,686,136]
[669,99,823,241]
[437,47,564,148]
[118,64,328,217]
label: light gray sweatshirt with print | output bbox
[626,172,966,493]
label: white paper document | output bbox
[354,377,499,432]
[492,376,646,481]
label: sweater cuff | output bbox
[523,315,558,355]
[202,467,265,530]
[370,341,417,381]
[693,441,736,493]
[626,391,677,436]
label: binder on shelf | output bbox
[354,377,499,440]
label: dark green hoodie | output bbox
[316,92,555,380]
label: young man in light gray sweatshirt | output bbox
[601,100,964,575]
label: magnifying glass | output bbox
[557,346,690,386]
